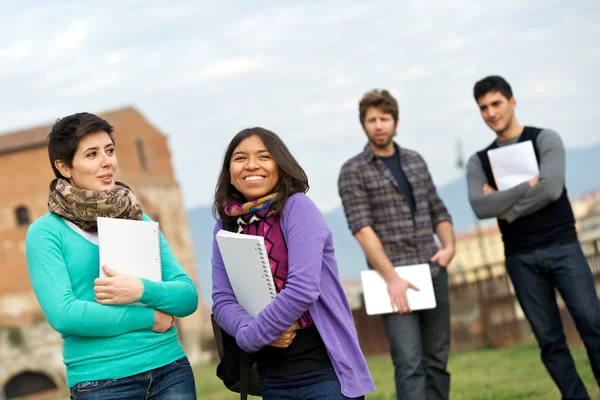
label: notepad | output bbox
[215,230,277,318]
[487,141,539,191]
[97,217,162,281]
[360,264,436,315]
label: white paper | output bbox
[97,217,162,281]
[360,264,437,315]
[487,141,539,191]
[215,230,277,318]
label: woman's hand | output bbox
[268,323,299,348]
[94,265,144,305]
[152,310,175,333]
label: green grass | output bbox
[368,345,599,400]
[43,344,598,399]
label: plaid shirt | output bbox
[338,143,452,267]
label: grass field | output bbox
[44,344,598,400]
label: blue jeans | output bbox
[260,378,364,400]
[69,356,196,400]
[381,267,451,400]
[506,242,600,400]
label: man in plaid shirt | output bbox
[338,89,455,400]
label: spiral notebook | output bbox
[360,264,436,315]
[215,229,276,318]
[97,217,162,281]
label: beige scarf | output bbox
[48,178,143,232]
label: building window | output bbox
[15,206,30,226]
[136,138,148,171]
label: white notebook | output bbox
[97,217,162,281]
[487,141,539,191]
[360,264,436,315]
[215,229,277,318]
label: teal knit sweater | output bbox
[25,213,198,387]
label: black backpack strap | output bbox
[240,351,250,400]
[210,314,225,360]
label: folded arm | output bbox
[466,153,530,219]
[26,222,155,337]
[505,130,565,223]
[137,217,198,317]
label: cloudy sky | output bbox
[2,0,599,211]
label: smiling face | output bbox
[54,131,118,192]
[476,91,517,135]
[229,134,280,201]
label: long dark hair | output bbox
[213,127,309,230]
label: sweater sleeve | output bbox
[505,129,566,223]
[466,153,530,219]
[137,216,199,317]
[234,194,327,353]
[26,219,155,337]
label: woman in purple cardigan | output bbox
[211,128,375,399]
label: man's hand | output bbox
[152,310,175,333]
[94,265,144,305]
[483,184,496,195]
[430,246,455,268]
[269,324,299,348]
[529,176,539,187]
[386,274,419,314]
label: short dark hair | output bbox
[213,127,309,230]
[47,112,115,179]
[473,75,513,102]
[359,89,399,126]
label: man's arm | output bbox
[421,155,456,265]
[337,163,396,279]
[354,227,418,314]
[337,163,373,236]
[504,130,566,223]
[338,164,417,314]
[466,153,530,219]
[354,226,399,283]
[422,156,452,226]
[435,220,455,250]
[430,220,456,267]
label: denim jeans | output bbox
[69,356,196,400]
[381,267,451,400]
[506,242,600,400]
[260,378,364,400]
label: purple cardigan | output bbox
[211,193,375,398]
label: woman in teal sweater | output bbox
[25,112,199,400]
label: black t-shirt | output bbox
[255,325,333,379]
[380,152,416,213]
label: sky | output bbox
[2,0,599,211]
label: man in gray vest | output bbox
[466,75,600,399]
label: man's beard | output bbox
[368,133,395,149]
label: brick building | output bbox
[0,107,205,398]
